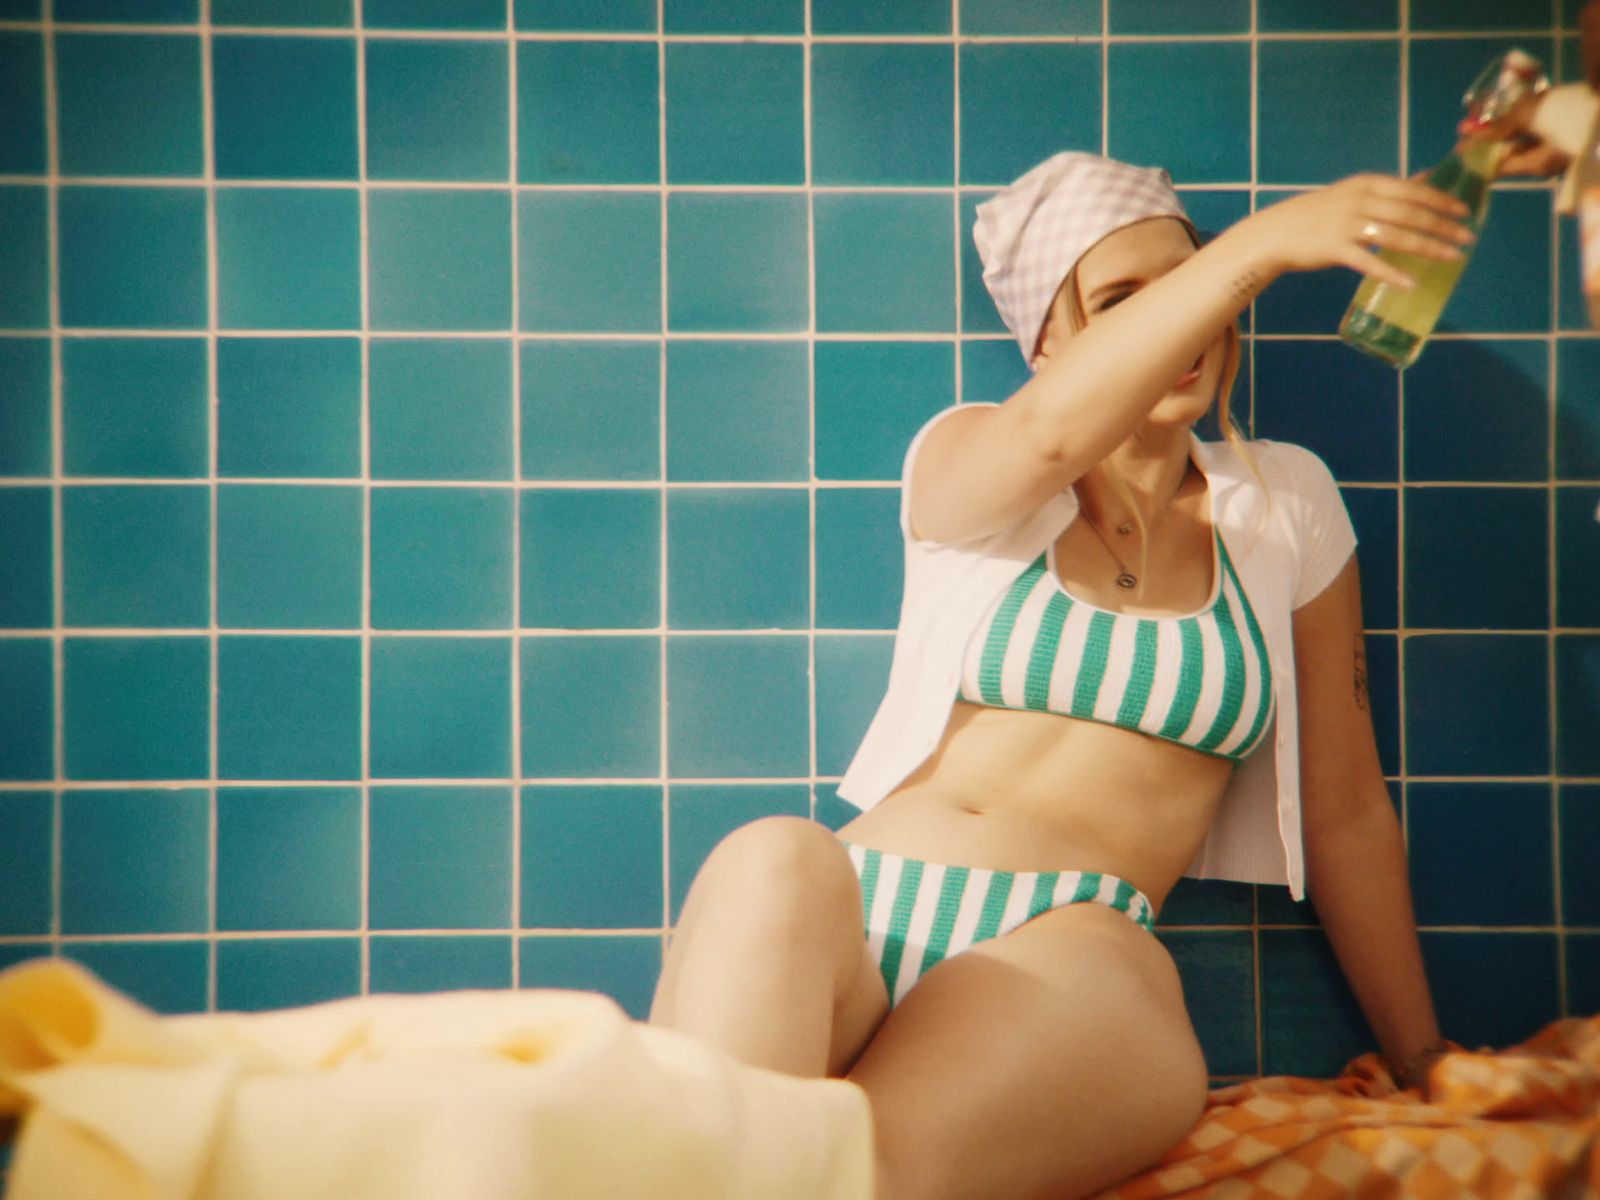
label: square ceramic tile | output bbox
[0,639,52,781]
[369,786,513,929]
[58,187,206,329]
[370,936,513,991]
[0,791,50,935]
[666,635,808,777]
[1341,487,1397,629]
[1567,934,1600,1016]
[56,33,201,177]
[519,192,660,332]
[1560,214,1594,332]
[363,0,504,26]
[958,0,1097,35]
[218,637,362,779]
[520,488,659,628]
[666,488,809,629]
[371,339,513,480]
[1434,192,1551,334]
[665,43,803,185]
[371,487,514,629]
[1161,930,1255,1076]
[813,0,947,33]
[1560,785,1600,925]
[217,337,362,477]
[520,636,661,777]
[1152,876,1254,926]
[369,637,512,779]
[812,43,955,186]
[958,44,1100,186]
[56,0,194,19]
[0,187,46,328]
[0,488,52,629]
[64,636,210,780]
[1403,340,1548,482]
[1404,487,1547,630]
[369,189,512,331]
[1406,782,1554,926]
[1557,487,1600,628]
[60,788,208,934]
[1257,0,1397,30]
[63,338,208,478]
[1253,341,1399,482]
[516,41,658,184]
[216,938,361,1011]
[518,935,660,1019]
[212,35,358,179]
[1420,931,1559,1050]
[213,0,351,24]
[814,194,954,332]
[520,785,661,927]
[814,632,894,775]
[665,0,800,32]
[665,341,808,483]
[814,341,954,480]
[0,34,45,174]
[218,485,363,628]
[1259,928,1375,1076]
[1411,0,1555,29]
[1405,634,1549,776]
[816,489,901,630]
[1108,42,1250,183]
[514,0,654,31]
[1109,0,1247,33]
[366,39,508,181]
[666,194,806,332]
[519,340,660,481]
[1557,635,1600,776]
[666,784,808,920]
[0,339,51,476]
[1365,633,1400,776]
[216,188,361,330]
[959,338,1030,405]
[1557,340,1600,478]
[64,941,207,1014]
[1253,192,1370,334]
[217,786,361,930]
[1258,41,1400,184]
[63,485,210,628]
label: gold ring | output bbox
[1361,221,1382,243]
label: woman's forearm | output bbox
[1303,799,1444,1077]
[1010,219,1280,477]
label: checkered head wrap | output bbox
[974,151,1195,370]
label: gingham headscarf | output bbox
[974,151,1195,369]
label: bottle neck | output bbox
[1455,135,1510,179]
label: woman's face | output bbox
[1032,216,1228,428]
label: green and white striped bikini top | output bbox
[957,526,1275,762]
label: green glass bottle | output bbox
[1340,50,1548,368]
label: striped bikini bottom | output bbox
[839,839,1158,1009]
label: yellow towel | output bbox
[0,958,874,1200]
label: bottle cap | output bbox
[1457,48,1550,136]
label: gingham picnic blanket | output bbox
[1097,1014,1600,1199]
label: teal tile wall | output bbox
[0,0,1594,1098]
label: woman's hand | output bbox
[1240,174,1476,291]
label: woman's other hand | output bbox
[1240,174,1475,290]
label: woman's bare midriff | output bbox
[833,700,1234,915]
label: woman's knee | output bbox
[690,816,862,933]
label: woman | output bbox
[649,152,1469,1200]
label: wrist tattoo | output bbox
[1227,268,1263,305]
[1354,640,1369,711]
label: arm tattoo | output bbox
[1226,268,1263,305]
[1353,639,1369,711]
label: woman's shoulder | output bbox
[1210,435,1341,497]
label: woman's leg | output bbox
[848,900,1210,1200]
[649,815,891,1078]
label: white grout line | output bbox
[354,0,371,998]
[1550,0,1566,1017]
[656,0,670,946]
[200,0,219,1013]
[505,0,522,989]
[805,0,818,829]
[43,0,63,971]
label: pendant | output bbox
[1116,522,1134,535]
[1115,572,1137,589]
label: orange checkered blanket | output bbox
[1097,1014,1600,1198]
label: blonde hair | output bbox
[1040,222,1264,596]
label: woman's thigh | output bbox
[846,901,1209,1200]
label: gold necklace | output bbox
[1075,464,1192,590]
